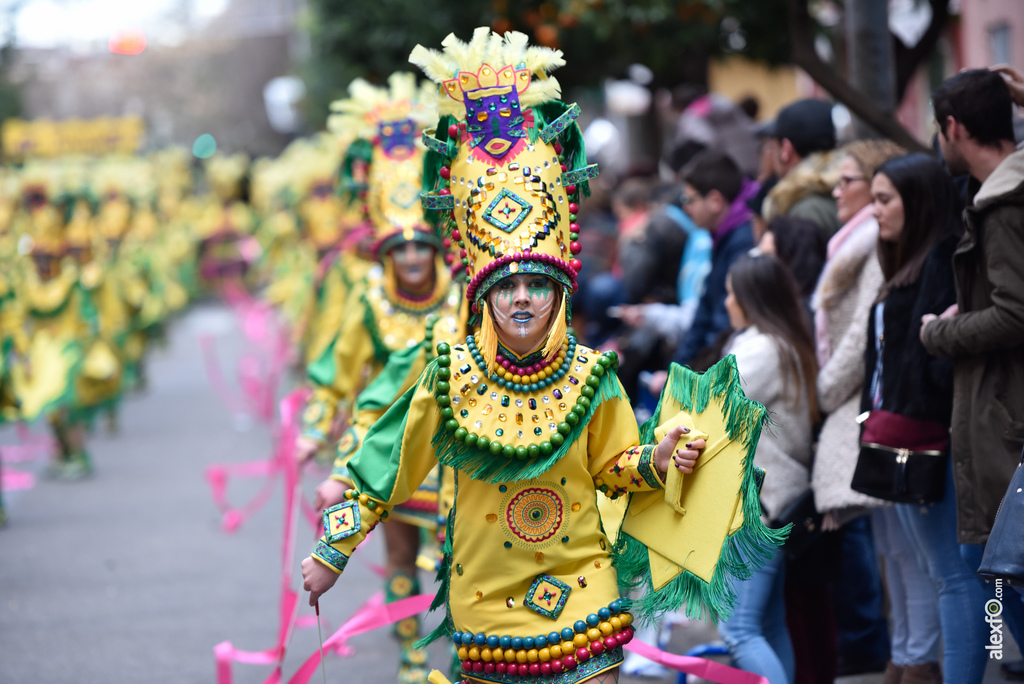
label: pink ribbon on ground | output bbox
[624,639,769,684]
[1,467,34,492]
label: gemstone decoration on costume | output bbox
[524,574,572,620]
[323,501,361,544]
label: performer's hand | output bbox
[302,556,340,606]
[295,436,321,464]
[314,479,351,511]
[654,424,705,477]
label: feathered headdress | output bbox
[413,28,598,368]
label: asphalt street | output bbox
[0,303,1018,684]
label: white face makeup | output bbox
[486,273,559,356]
[390,241,435,292]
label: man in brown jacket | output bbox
[921,70,1024,556]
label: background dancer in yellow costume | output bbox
[296,72,466,684]
[302,29,786,684]
[10,180,92,479]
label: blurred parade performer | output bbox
[296,72,466,684]
[302,28,785,684]
[10,179,93,478]
[195,153,257,291]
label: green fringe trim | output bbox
[415,471,457,649]
[611,355,790,625]
[428,355,623,484]
[422,115,456,192]
[338,138,374,197]
[532,101,592,198]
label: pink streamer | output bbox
[1,467,35,492]
[624,639,769,684]
[284,592,435,684]
[1,424,53,464]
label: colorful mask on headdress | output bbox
[328,73,444,261]
[412,28,599,364]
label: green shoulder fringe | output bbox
[428,355,624,485]
[611,356,789,625]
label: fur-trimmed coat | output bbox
[810,213,888,520]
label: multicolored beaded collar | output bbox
[432,336,616,463]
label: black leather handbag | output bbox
[851,410,949,504]
[977,447,1024,586]
[770,489,824,561]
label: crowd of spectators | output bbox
[572,66,1024,684]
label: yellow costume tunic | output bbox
[330,310,468,530]
[12,264,87,421]
[313,339,655,682]
[300,264,464,447]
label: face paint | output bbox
[379,119,417,158]
[462,89,526,159]
[390,242,436,292]
[487,274,558,349]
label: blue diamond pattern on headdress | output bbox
[390,181,420,210]
[482,188,532,234]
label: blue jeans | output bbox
[896,464,989,684]
[719,549,794,684]
[871,506,940,666]
[831,515,890,665]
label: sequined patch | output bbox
[323,501,360,544]
[523,574,571,620]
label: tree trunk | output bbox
[846,0,896,139]
[785,0,928,153]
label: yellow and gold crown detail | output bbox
[411,28,598,311]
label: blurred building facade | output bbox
[10,0,303,157]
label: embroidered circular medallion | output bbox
[504,486,566,545]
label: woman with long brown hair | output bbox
[863,152,986,684]
[717,253,819,684]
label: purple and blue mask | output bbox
[378,119,417,158]
[463,89,528,159]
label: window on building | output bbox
[989,22,1012,65]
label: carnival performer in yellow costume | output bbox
[63,191,126,431]
[10,188,92,478]
[296,72,467,684]
[302,29,787,684]
[195,153,256,291]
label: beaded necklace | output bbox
[432,336,616,463]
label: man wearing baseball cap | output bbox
[760,98,842,237]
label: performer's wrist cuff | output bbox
[637,445,664,489]
[312,541,349,574]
